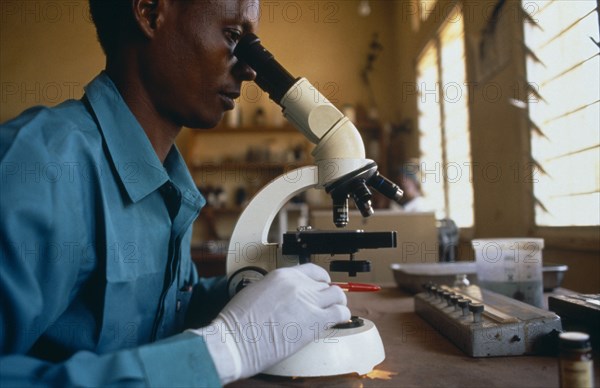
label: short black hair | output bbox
[89,0,135,56]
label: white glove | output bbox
[191,263,350,384]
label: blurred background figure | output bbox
[389,160,459,262]
[389,161,431,213]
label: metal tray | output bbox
[542,263,568,291]
[391,262,568,294]
[391,262,477,294]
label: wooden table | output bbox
[229,287,600,387]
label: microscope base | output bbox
[263,318,385,377]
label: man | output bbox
[0,1,350,386]
[389,163,431,213]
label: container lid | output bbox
[559,332,591,349]
[471,238,544,250]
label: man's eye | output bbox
[225,29,242,44]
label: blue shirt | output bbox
[0,73,223,387]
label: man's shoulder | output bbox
[0,99,102,162]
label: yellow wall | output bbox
[0,1,104,121]
[245,0,399,123]
[1,0,398,123]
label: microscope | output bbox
[226,34,403,377]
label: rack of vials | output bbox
[414,284,562,357]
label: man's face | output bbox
[398,175,419,204]
[142,0,259,129]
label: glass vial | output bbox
[559,332,594,388]
[453,274,470,289]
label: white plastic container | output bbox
[472,238,544,308]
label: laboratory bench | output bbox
[229,287,600,387]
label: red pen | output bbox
[330,282,381,292]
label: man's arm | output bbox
[0,333,220,387]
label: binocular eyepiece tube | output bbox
[234,33,298,104]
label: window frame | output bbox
[415,3,475,229]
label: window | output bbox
[523,0,599,226]
[416,6,474,227]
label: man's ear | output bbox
[132,0,168,39]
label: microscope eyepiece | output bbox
[234,33,298,104]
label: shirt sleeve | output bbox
[0,332,221,387]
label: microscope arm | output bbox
[226,166,318,278]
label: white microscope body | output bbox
[226,77,372,280]
[225,34,402,377]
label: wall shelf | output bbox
[191,161,310,170]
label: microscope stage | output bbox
[282,229,397,255]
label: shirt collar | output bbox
[164,146,205,208]
[83,72,204,209]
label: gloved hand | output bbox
[191,263,350,384]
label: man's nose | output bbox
[233,59,257,82]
